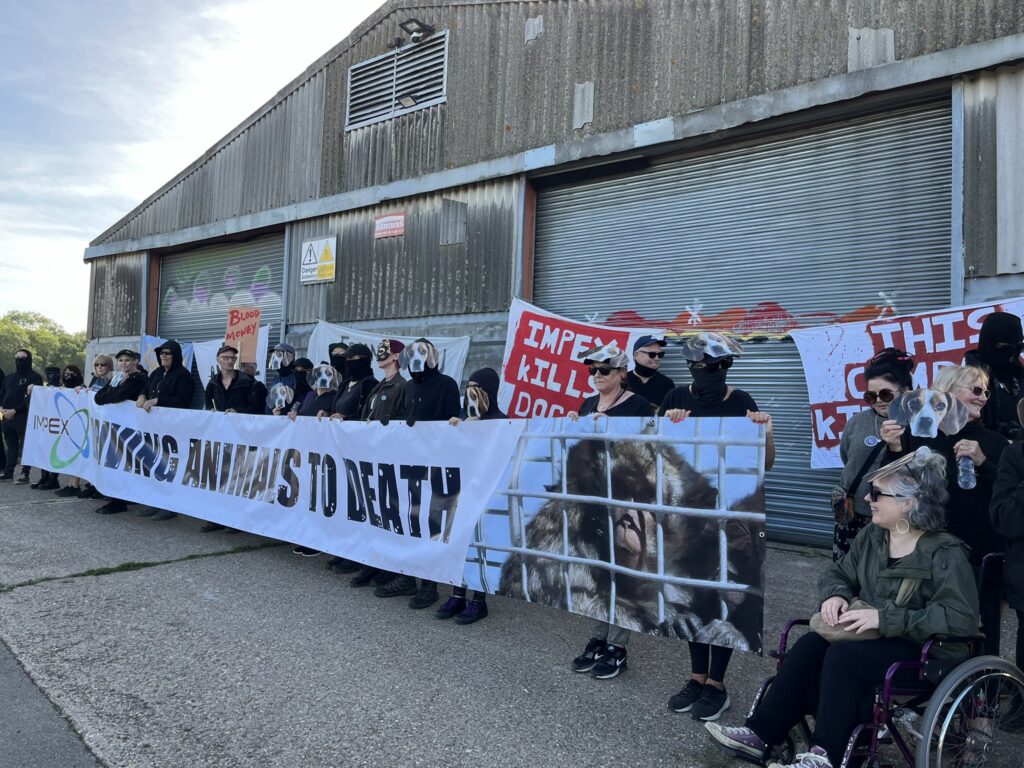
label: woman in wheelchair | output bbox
[706,448,981,768]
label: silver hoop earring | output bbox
[895,518,910,536]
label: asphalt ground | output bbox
[0,479,1018,768]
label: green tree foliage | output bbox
[0,311,87,374]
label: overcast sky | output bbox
[0,0,384,333]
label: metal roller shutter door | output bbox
[157,233,286,342]
[533,102,952,545]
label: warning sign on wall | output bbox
[299,236,337,284]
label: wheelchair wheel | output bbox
[916,655,1024,766]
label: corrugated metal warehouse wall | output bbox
[286,178,517,324]
[91,0,1024,248]
[87,252,146,338]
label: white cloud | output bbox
[0,0,384,335]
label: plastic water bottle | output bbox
[957,456,977,490]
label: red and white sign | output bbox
[791,297,1024,468]
[498,299,663,418]
[374,213,405,239]
[224,306,261,363]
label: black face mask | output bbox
[14,356,31,375]
[64,374,84,388]
[345,358,372,380]
[690,366,728,406]
[978,313,1024,379]
[633,361,658,378]
[331,356,347,376]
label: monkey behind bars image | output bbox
[497,433,765,652]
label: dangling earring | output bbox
[895,518,910,535]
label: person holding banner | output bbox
[627,335,674,410]
[328,342,348,379]
[374,338,460,608]
[567,344,652,680]
[137,340,195,521]
[92,350,149,514]
[29,367,65,491]
[50,365,86,496]
[328,344,377,422]
[833,349,914,560]
[240,362,267,410]
[204,345,259,414]
[661,333,774,722]
[437,367,507,625]
[87,355,114,392]
[1,349,43,484]
[966,311,1024,442]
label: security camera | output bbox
[410,31,426,43]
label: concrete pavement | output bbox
[0,480,1016,767]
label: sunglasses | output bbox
[864,388,895,405]
[588,365,619,376]
[94,363,110,369]
[639,351,665,359]
[961,385,991,398]
[158,351,173,356]
[868,483,905,502]
[689,357,733,372]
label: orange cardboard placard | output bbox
[225,306,261,363]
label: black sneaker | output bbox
[408,583,439,609]
[292,546,320,557]
[454,599,488,625]
[329,558,359,573]
[54,485,79,497]
[77,485,100,499]
[96,500,127,514]
[325,556,344,570]
[591,644,628,679]
[200,522,226,533]
[350,566,380,587]
[435,595,467,619]
[669,679,706,713]
[0,473,12,482]
[375,575,418,598]
[572,638,608,673]
[691,685,730,722]
[370,570,396,586]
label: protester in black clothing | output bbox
[564,343,652,681]
[965,311,1024,441]
[660,333,774,722]
[93,350,149,514]
[138,340,194,412]
[435,367,507,624]
[291,363,342,420]
[49,366,86,496]
[881,364,1008,653]
[29,368,66,491]
[375,338,460,608]
[205,345,259,414]
[991,411,1024,670]
[290,357,314,413]
[626,335,674,409]
[346,339,407,587]
[1,349,43,483]
[328,344,377,421]
[87,355,114,392]
[328,342,348,378]
[137,340,193,520]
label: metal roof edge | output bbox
[84,30,1024,261]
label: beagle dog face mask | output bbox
[676,332,743,362]
[465,384,490,419]
[401,340,439,374]
[888,388,970,438]
[307,364,341,392]
[268,348,295,372]
[267,383,294,411]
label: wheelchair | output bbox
[733,554,1024,767]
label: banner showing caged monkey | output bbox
[463,414,767,654]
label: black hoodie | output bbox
[144,340,195,409]
[965,313,1024,441]
[1,350,43,417]
[95,368,149,405]
[405,366,460,423]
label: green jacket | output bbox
[817,525,980,659]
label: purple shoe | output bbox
[454,599,488,624]
[704,722,768,761]
[434,596,466,620]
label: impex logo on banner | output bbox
[32,390,91,469]
[299,236,337,284]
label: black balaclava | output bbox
[690,356,730,407]
[978,311,1024,380]
[328,343,348,377]
[62,366,84,388]
[14,349,32,375]
[342,344,373,381]
[292,357,313,401]
[44,366,61,386]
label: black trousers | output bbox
[2,417,28,477]
[1016,610,1024,670]
[689,642,733,681]
[746,632,923,766]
